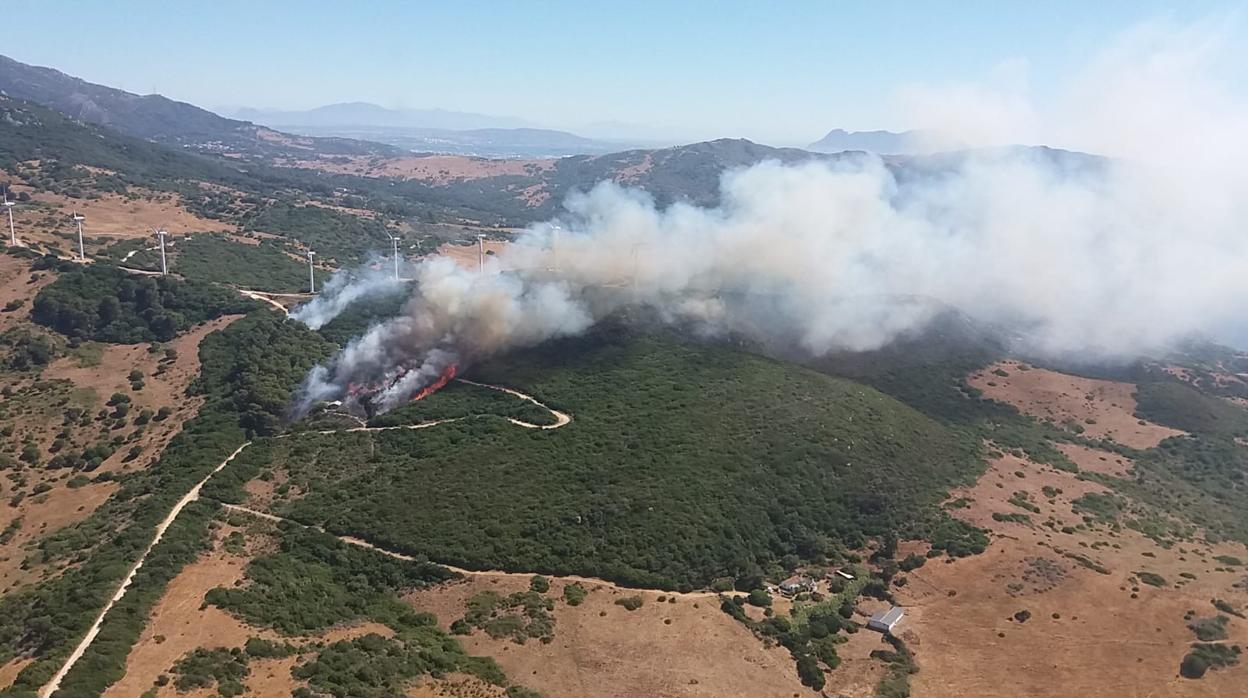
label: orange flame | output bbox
[410,363,458,402]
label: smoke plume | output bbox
[290,16,1248,417]
[289,262,404,330]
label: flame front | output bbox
[410,362,458,402]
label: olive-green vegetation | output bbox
[170,647,249,697]
[367,380,556,428]
[1188,615,1230,642]
[245,204,393,264]
[1134,381,1248,438]
[172,234,322,293]
[1179,643,1241,679]
[720,593,854,691]
[0,312,329,697]
[205,526,456,635]
[205,526,526,697]
[1083,413,1248,549]
[1136,571,1167,587]
[872,635,918,698]
[32,263,254,343]
[614,596,644,612]
[313,292,406,347]
[247,330,986,590]
[562,583,587,606]
[0,327,59,371]
[193,313,335,437]
[454,589,556,644]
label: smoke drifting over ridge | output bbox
[289,261,404,330]
[291,17,1248,416]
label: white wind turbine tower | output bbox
[477,234,485,276]
[3,190,15,246]
[388,233,401,281]
[155,229,169,275]
[551,225,561,273]
[306,249,316,293]
[71,211,86,261]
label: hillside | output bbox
[217,328,988,590]
[0,55,397,159]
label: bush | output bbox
[529,575,550,594]
[562,583,587,607]
[615,596,644,611]
[746,589,772,607]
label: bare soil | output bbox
[406,575,809,698]
[896,451,1248,697]
[5,184,231,258]
[1055,442,1134,477]
[435,240,512,271]
[968,360,1185,448]
[0,311,240,591]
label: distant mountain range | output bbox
[234,102,639,157]
[806,129,923,155]
[233,102,533,131]
[0,54,398,158]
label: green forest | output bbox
[31,262,254,343]
[224,329,987,590]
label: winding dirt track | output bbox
[39,442,252,698]
[218,502,720,599]
[39,383,570,697]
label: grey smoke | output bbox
[289,262,404,330]
[291,17,1248,416]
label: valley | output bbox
[0,40,1245,698]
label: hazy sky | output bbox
[3,1,1243,144]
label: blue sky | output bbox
[3,1,1242,144]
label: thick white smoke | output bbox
[291,15,1248,417]
[289,262,404,329]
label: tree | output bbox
[795,653,825,690]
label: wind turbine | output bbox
[306,249,316,293]
[71,211,86,261]
[3,190,15,246]
[155,229,169,275]
[551,224,561,273]
[388,233,401,281]
[477,234,485,276]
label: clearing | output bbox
[968,360,1185,448]
[896,449,1248,697]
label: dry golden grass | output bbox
[968,360,1185,448]
[896,451,1248,697]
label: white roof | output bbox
[870,607,905,625]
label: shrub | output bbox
[615,596,644,611]
[529,575,550,593]
[562,583,587,606]
[746,589,772,607]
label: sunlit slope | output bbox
[259,331,986,590]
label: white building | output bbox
[867,606,905,633]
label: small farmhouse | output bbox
[867,606,905,633]
[778,575,817,596]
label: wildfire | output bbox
[410,362,458,402]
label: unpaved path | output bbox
[218,503,718,599]
[237,289,296,315]
[40,442,252,698]
[38,381,569,696]
[457,378,571,429]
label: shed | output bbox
[867,606,905,633]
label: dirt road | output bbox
[40,442,252,697]
[38,381,569,696]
